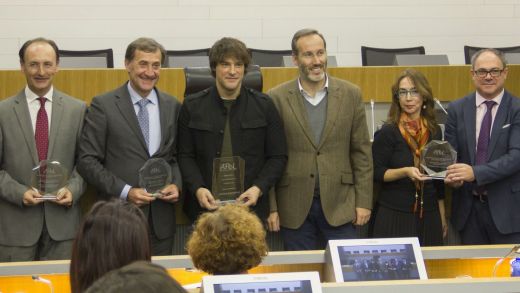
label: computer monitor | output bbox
[393,54,449,66]
[201,272,322,293]
[505,53,520,64]
[324,237,428,282]
[167,56,209,68]
[59,56,110,68]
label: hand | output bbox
[54,187,73,207]
[127,187,155,206]
[441,218,449,239]
[353,207,371,226]
[23,188,43,206]
[445,163,475,183]
[157,184,180,203]
[236,185,262,207]
[195,187,218,210]
[267,212,280,232]
[405,167,430,182]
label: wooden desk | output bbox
[2,65,520,103]
[1,245,518,293]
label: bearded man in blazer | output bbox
[0,38,86,261]
[445,48,520,244]
[267,29,373,250]
[78,38,182,255]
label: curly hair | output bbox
[187,204,268,275]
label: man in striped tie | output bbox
[0,38,87,261]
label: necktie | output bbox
[475,100,496,165]
[35,97,48,162]
[137,98,150,148]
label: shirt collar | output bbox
[25,86,54,103]
[298,74,329,97]
[127,82,158,105]
[475,89,504,107]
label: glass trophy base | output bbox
[425,175,445,180]
[216,199,237,206]
[39,194,58,201]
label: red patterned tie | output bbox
[35,97,48,162]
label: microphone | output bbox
[434,98,448,115]
[370,99,375,142]
[32,275,54,293]
[492,244,520,277]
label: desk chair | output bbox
[58,49,114,68]
[183,65,263,97]
[250,49,292,67]
[164,48,210,68]
[464,45,520,64]
[361,46,425,66]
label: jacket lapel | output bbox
[463,94,477,165]
[156,90,170,155]
[287,81,317,148]
[487,91,510,160]
[47,92,64,159]
[317,78,342,150]
[13,92,39,165]
[114,84,148,152]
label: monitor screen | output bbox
[324,237,428,282]
[202,272,322,293]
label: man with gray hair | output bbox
[78,37,182,255]
[445,48,520,244]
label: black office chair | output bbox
[361,46,425,66]
[58,49,114,68]
[250,49,292,67]
[463,45,520,64]
[164,48,210,68]
[183,65,263,97]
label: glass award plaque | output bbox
[139,158,173,197]
[212,156,245,204]
[420,140,457,179]
[31,160,69,200]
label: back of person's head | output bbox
[209,37,251,77]
[70,200,151,293]
[187,204,268,275]
[84,261,187,293]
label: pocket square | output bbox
[502,124,511,129]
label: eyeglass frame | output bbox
[472,68,505,79]
[397,88,421,99]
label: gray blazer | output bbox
[268,77,373,229]
[77,83,182,239]
[0,89,86,246]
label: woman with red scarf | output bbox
[372,69,447,246]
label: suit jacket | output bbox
[77,83,182,239]
[267,77,373,229]
[445,90,520,234]
[0,89,86,246]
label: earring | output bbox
[422,105,426,109]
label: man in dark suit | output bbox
[0,38,86,261]
[78,38,182,255]
[445,48,520,244]
[267,29,373,250]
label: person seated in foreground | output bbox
[85,261,187,293]
[69,200,152,293]
[187,204,268,274]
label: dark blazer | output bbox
[177,85,287,222]
[0,89,86,246]
[77,83,182,239]
[268,77,373,229]
[445,90,520,234]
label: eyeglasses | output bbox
[473,68,504,78]
[398,89,420,99]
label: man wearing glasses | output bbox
[445,48,520,244]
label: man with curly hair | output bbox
[187,204,267,275]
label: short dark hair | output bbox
[19,37,60,64]
[291,28,327,55]
[69,200,151,293]
[208,37,251,77]
[85,261,187,293]
[125,37,166,63]
[470,48,507,70]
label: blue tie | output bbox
[475,100,496,165]
[137,98,150,148]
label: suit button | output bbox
[310,174,314,178]
[216,151,221,155]
[317,152,320,156]
[219,129,224,134]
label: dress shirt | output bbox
[25,86,53,134]
[298,75,329,106]
[475,89,503,146]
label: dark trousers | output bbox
[281,196,357,250]
[460,197,520,244]
[148,212,174,256]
